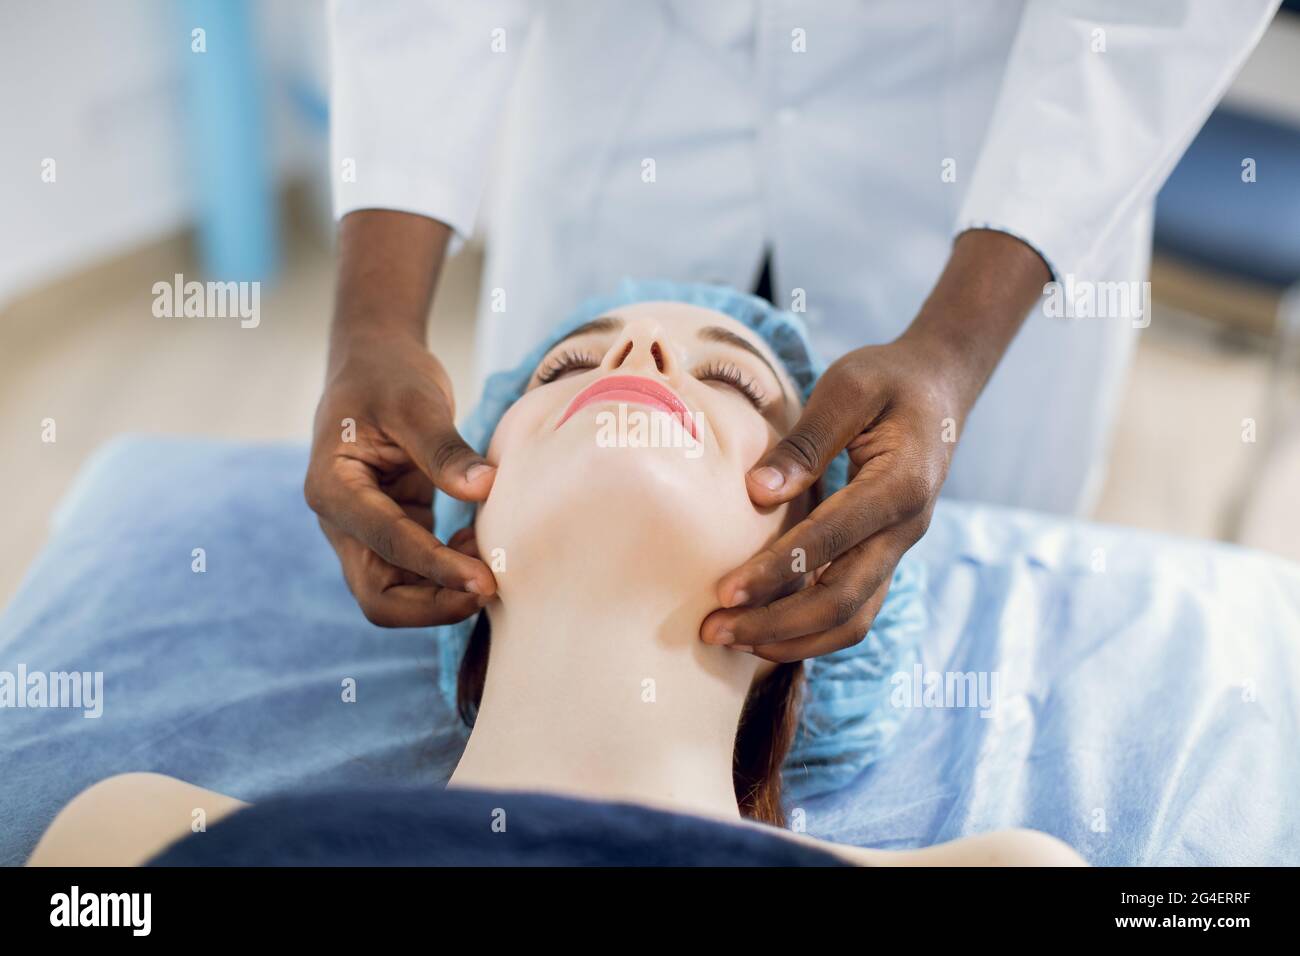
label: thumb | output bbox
[398,417,496,503]
[747,377,870,506]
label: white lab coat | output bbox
[330,0,1278,514]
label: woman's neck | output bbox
[447,547,760,822]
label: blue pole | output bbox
[178,0,279,283]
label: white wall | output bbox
[0,0,327,305]
[1224,12,1300,124]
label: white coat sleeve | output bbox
[956,0,1281,280]
[329,0,533,241]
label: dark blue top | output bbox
[147,787,848,867]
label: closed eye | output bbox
[535,349,599,384]
[694,361,768,411]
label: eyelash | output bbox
[535,349,599,384]
[534,351,768,410]
[694,361,767,410]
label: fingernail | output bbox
[729,644,754,654]
[713,628,735,645]
[725,589,750,608]
[751,466,785,491]
[464,580,482,595]
[465,463,494,483]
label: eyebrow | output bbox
[549,315,625,349]
[697,326,789,398]
[544,314,790,401]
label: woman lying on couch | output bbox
[30,284,1082,867]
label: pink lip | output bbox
[556,374,697,439]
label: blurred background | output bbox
[3,0,1300,607]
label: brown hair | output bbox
[456,612,804,826]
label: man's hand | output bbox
[700,229,1050,661]
[698,339,956,660]
[304,210,497,628]
[305,329,497,626]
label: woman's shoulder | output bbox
[898,828,1086,866]
[755,820,1086,867]
[27,772,246,867]
[827,827,1087,867]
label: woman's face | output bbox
[475,301,808,592]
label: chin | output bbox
[479,430,784,585]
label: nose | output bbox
[602,323,671,378]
